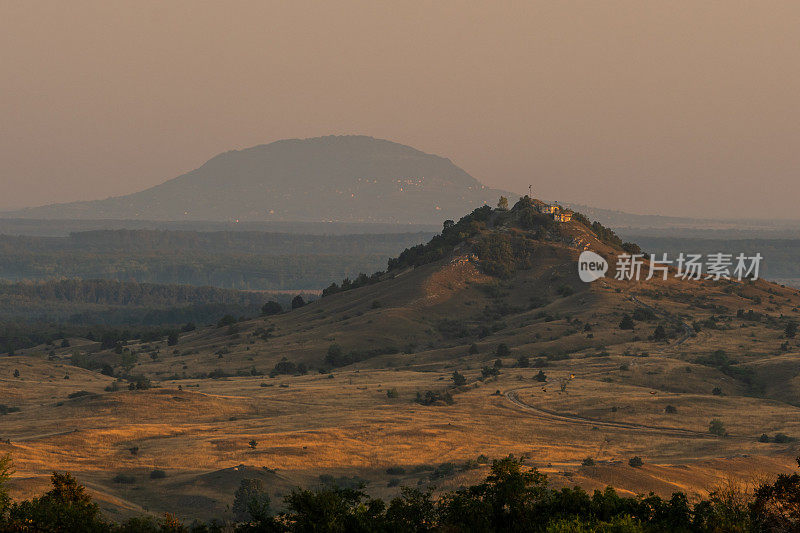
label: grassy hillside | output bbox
[3,198,800,521]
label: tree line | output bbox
[1,454,798,532]
[0,230,432,255]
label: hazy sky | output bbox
[2,1,799,218]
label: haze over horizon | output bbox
[2,2,799,218]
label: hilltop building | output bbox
[534,201,572,222]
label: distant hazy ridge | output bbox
[6,136,513,225]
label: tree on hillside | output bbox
[497,196,509,210]
[451,371,467,387]
[217,314,237,328]
[291,295,305,309]
[628,456,644,468]
[167,331,179,346]
[261,301,283,316]
[751,457,800,531]
[0,454,12,513]
[786,321,798,339]
[232,478,273,524]
[6,472,107,532]
[709,419,727,436]
[619,315,635,330]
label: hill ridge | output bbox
[6,135,513,224]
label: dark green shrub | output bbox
[709,419,726,436]
[451,371,467,387]
[774,433,793,443]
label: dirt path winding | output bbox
[501,282,706,438]
[504,387,711,438]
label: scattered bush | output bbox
[261,301,283,316]
[167,331,179,346]
[127,376,151,390]
[451,371,467,387]
[709,419,727,437]
[481,366,500,379]
[0,405,20,415]
[632,308,656,321]
[556,284,574,297]
[415,390,454,406]
[430,462,456,480]
[270,357,308,377]
[216,314,237,328]
[619,315,635,330]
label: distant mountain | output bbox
[6,136,515,225]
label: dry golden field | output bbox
[3,229,800,522]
